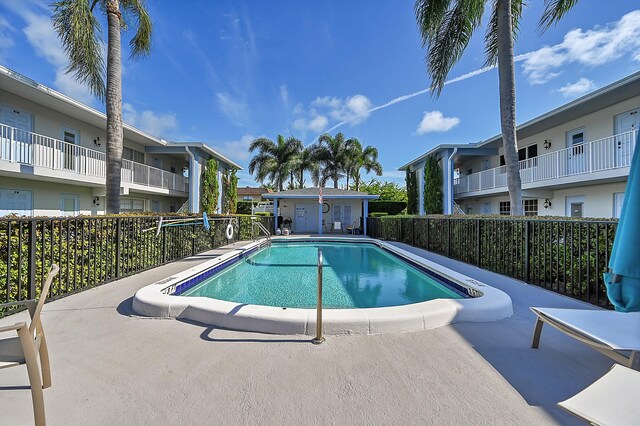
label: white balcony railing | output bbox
[454,129,637,195]
[0,123,188,193]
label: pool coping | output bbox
[132,237,513,335]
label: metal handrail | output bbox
[251,218,272,244]
[312,248,324,344]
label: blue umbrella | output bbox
[604,130,640,312]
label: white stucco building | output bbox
[0,65,241,217]
[400,71,639,218]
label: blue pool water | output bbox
[181,242,465,309]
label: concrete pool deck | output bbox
[0,240,613,425]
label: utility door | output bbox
[614,109,638,167]
[294,203,319,232]
[0,189,33,216]
[61,127,80,171]
[566,128,586,175]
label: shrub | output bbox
[424,155,443,214]
[368,201,407,216]
[200,159,219,214]
[369,212,388,218]
[406,170,418,214]
[236,201,253,215]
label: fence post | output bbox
[426,217,430,250]
[162,225,167,263]
[115,218,122,278]
[447,219,451,258]
[192,224,196,255]
[28,220,37,299]
[525,220,531,283]
[476,219,481,266]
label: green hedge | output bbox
[236,201,253,215]
[368,201,407,216]
[369,212,388,218]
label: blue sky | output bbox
[1,0,640,187]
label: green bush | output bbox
[236,201,253,215]
[369,201,407,216]
[369,212,388,218]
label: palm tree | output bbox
[52,0,152,214]
[293,146,319,188]
[345,138,383,192]
[248,135,301,191]
[414,0,581,215]
[314,132,351,188]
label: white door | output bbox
[566,195,585,218]
[614,109,638,167]
[294,204,307,231]
[294,203,319,232]
[332,204,353,229]
[613,192,625,218]
[481,202,491,214]
[566,128,586,175]
[61,194,79,217]
[61,128,80,171]
[0,189,33,216]
[1,104,33,163]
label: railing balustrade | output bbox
[454,130,637,194]
[0,123,188,193]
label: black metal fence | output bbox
[1,214,273,317]
[367,216,617,308]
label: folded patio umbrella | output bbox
[604,130,640,312]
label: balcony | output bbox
[454,130,637,196]
[0,123,188,194]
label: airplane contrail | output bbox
[318,52,533,137]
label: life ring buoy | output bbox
[225,223,234,239]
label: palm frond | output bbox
[52,0,105,99]
[484,0,526,67]
[121,0,153,58]
[539,0,579,32]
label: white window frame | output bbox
[613,192,625,219]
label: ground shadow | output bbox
[177,318,312,344]
[116,296,135,316]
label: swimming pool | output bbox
[133,237,513,335]
[179,242,466,308]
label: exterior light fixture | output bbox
[94,137,101,147]
[93,196,101,206]
[543,139,551,150]
[543,199,552,209]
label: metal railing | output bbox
[454,130,638,194]
[312,248,324,344]
[366,216,617,308]
[251,218,272,244]
[0,214,253,318]
[0,123,188,193]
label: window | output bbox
[527,144,538,158]
[499,155,505,166]
[499,201,510,215]
[243,195,253,201]
[518,148,527,161]
[524,199,538,216]
[123,147,145,164]
[60,194,79,217]
[120,198,145,213]
[613,193,625,218]
[467,168,473,175]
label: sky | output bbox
[1,0,640,187]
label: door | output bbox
[0,189,33,216]
[294,203,319,232]
[566,195,585,218]
[481,202,491,214]
[294,204,307,231]
[61,194,79,217]
[566,128,586,175]
[613,192,625,219]
[614,109,638,167]
[332,204,354,228]
[61,128,80,171]
[1,104,33,163]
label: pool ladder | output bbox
[312,248,324,344]
[251,218,272,245]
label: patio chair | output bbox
[346,221,358,235]
[558,364,640,425]
[331,221,343,234]
[0,264,59,426]
[530,307,640,369]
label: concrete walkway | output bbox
[0,240,613,425]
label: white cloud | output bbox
[279,84,289,107]
[557,78,596,97]
[122,102,178,137]
[215,92,249,125]
[0,17,15,60]
[293,115,329,133]
[416,111,460,134]
[328,94,372,124]
[312,96,342,109]
[214,134,255,162]
[522,10,640,84]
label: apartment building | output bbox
[0,65,241,217]
[400,71,639,218]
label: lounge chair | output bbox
[0,264,59,426]
[331,221,343,234]
[530,307,640,369]
[558,364,640,425]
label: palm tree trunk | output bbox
[346,172,350,190]
[496,0,523,216]
[105,0,123,214]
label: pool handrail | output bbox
[312,248,324,344]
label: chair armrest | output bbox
[0,322,27,334]
[0,299,36,309]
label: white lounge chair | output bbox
[530,307,640,369]
[0,264,59,426]
[559,364,640,425]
